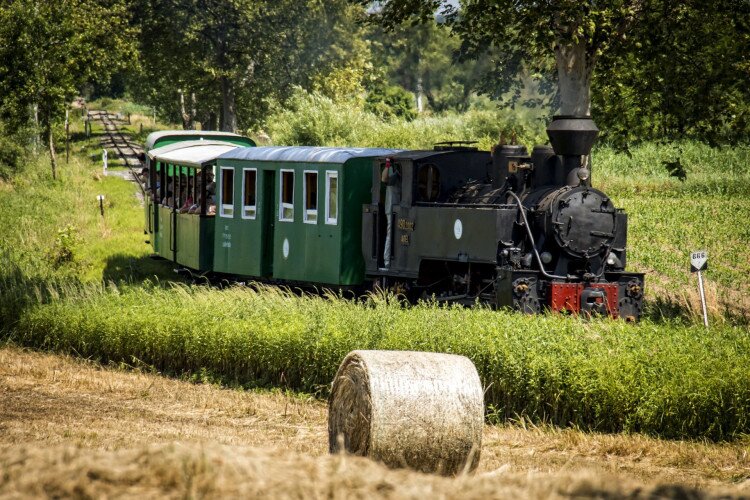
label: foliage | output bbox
[47,225,80,268]
[366,20,492,113]
[593,0,750,145]
[365,0,645,115]
[365,82,417,120]
[265,88,546,148]
[0,128,27,180]
[364,1,750,145]
[0,0,137,176]
[129,0,371,131]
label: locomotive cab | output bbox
[363,148,495,274]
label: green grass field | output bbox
[1,104,749,440]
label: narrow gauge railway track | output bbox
[89,110,146,194]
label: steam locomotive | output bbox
[363,116,643,320]
[145,116,644,320]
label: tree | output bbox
[367,20,492,113]
[593,0,750,144]
[0,0,137,179]
[364,1,644,116]
[131,0,368,132]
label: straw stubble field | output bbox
[2,346,750,498]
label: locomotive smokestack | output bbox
[546,116,599,186]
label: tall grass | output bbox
[10,283,750,441]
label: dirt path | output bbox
[1,346,748,498]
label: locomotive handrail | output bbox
[413,202,516,209]
[507,191,569,280]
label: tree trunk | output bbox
[190,92,197,129]
[179,90,194,130]
[416,76,424,113]
[554,41,594,116]
[32,104,40,153]
[220,76,237,132]
[47,124,57,180]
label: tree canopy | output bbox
[0,0,137,177]
[130,0,369,132]
[364,0,750,143]
[1,0,749,158]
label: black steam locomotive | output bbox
[363,116,644,320]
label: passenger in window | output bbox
[381,158,401,269]
[205,172,216,204]
[188,177,201,214]
[179,180,194,213]
[161,179,173,205]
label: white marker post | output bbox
[97,194,105,217]
[102,149,108,174]
[690,250,709,328]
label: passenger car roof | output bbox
[218,146,401,165]
[382,149,489,161]
[145,130,248,150]
[148,142,240,168]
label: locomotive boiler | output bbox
[363,116,644,320]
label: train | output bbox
[143,116,644,320]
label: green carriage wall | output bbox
[213,156,374,286]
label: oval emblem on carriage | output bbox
[283,238,290,259]
[453,219,463,240]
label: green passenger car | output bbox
[214,147,398,286]
[147,141,245,271]
[143,131,255,252]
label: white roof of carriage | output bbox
[148,141,240,168]
[218,146,400,165]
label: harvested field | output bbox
[2,345,750,498]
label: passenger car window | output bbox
[325,171,338,225]
[280,170,294,221]
[220,167,234,217]
[242,169,257,219]
[304,171,318,223]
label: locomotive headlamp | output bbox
[606,253,622,268]
[577,167,591,182]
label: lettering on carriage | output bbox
[222,232,232,248]
[398,218,415,231]
[400,233,410,246]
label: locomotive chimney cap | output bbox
[546,115,599,156]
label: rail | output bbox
[89,110,146,195]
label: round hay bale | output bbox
[328,350,484,475]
